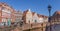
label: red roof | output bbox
[32,12,35,15]
[56,11,60,14]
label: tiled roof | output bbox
[37,14,48,18]
[32,12,35,15]
[23,10,48,18]
[0,2,15,11]
[23,10,29,16]
[0,2,8,5]
[56,11,60,14]
[37,14,43,17]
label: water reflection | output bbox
[46,24,60,31]
[53,24,60,31]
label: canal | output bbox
[46,24,60,31]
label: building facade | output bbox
[22,9,48,24]
[0,2,16,26]
[22,9,33,24]
[46,11,60,31]
[14,10,23,22]
[51,11,60,22]
[14,10,23,26]
[32,13,39,23]
[38,14,48,23]
[0,2,49,31]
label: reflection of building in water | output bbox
[0,2,16,26]
[22,9,48,24]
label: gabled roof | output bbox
[0,2,8,6]
[32,12,35,15]
[37,14,48,18]
[56,11,60,14]
[23,10,29,14]
[23,10,29,16]
[0,2,15,11]
[37,14,43,17]
[53,11,60,16]
[23,10,48,18]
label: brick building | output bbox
[0,2,16,26]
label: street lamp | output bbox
[48,5,52,31]
[48,5,51,20]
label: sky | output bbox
[0,0,60,16]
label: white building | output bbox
[38,15,48,23]
[32,13,39,23]
[23,9,48,24]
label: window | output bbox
[29,20,30,23]
[35,20,37,23]
[0,23,4,26]
[2,9,11,14]
[2,18,7,22]
[44,18,48,22]
[2,7,11,14]
[39,18,43,23]
[2,18,7,26]
[2,7,11,18]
